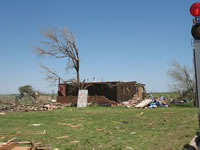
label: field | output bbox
[0,105,198,150]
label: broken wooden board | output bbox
[0,142,18,150]
[12,146,30,150]
[0,140,52,150]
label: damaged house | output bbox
[57,81,146,105]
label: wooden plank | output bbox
[0,143,18,150]
[12,146,31,150]
[17,141,31,144]
[36,146,52,150]
[6,137,16,144]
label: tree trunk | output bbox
[77,69,80,88]
[76,62,80,89]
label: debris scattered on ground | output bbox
[7,137,17,144]
[0,137,52,150]
[170,99,189,104]
[121,101,129,105]
[0,112,5,115]
[130,132,136,135]
[114,126,120,130]
[111,121,120,124]
[32,124,41,126]
[68,141,80,144]
[0,103,65,112]
[135,99,152,108]
[57,123,81,128]
[0,94,183,112]
[136,112,144,117]
[36,130,46,135]
[135,95,170,109]
[120,98,138,107]
[148,121,155,126]
[96,128,105,132]
[56,136,69,139]
[126,146,134,150]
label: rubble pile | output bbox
[170,99,189,104]
[120,98,138,106]
[0,103,65,112]
[135,96,169,109]
[119,95,170,109]
[135,99,152,108]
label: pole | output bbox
[194,49,199,107]
[194,40,200,129]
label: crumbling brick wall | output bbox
[57,81,146,103]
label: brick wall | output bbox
[57,96,117,105]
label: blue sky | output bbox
[0,0,197,94]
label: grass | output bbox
[0,106,198,150]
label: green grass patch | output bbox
[0,106,198,150]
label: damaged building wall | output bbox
[57,81,146,103]
[87,82,117,101]
[117,82,137,102]
[116,82,145,102]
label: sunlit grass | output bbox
[0,106,198,150]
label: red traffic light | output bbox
[190,2,200,16]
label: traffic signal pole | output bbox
[190,3,200,129]
[194,40,200,128]
[189,3,200,149]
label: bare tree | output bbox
[40,64,64,85]
[167,60,196,106]
[34,27,80,87]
